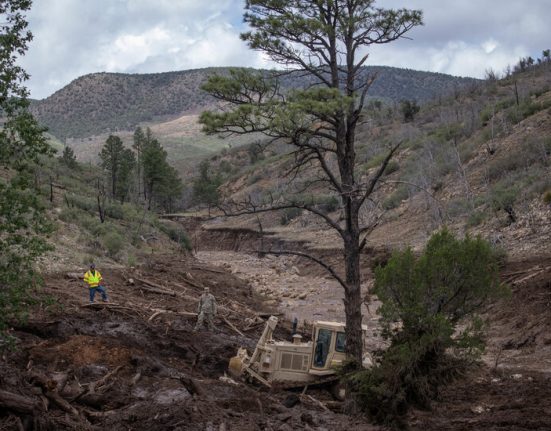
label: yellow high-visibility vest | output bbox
[83,270,103,288]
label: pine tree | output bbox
[141,134,183,211]
[99,134,126,199]
[192,160,222,215]
[60,146,77,169]
[200,0,422,364]
[115,148,136,204]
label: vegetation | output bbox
[99,135,136,203]
[59,146,78,169]
[29,66,477,140]
[0,0,54,344]
[400,99,420,122]
[192,160,223,213]
[350,230,506,426]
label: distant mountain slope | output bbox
[31,66,477,140]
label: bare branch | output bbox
[258,249,347,292]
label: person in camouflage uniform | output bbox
[194,287,217,331]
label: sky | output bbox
[19,0,550,99]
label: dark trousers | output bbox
[89,286,108,302]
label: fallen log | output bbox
[221,316,245,337]
[0,390,41,414]
[138,282,178,297]
[148,309,197,322]
[180,276,204,290]
[191,265,226,275]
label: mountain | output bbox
[31,66,478,141]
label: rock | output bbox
[282,394,300,408]
[219,374,239,386]
[298,292,307,300]
[511,373,523,380]
[66,272,82,280]
[471,405,485,414]
[127,278,135,285]
[300,412,315,425]
[291,266,300,276]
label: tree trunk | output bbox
[342,197,363,366]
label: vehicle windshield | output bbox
[314,329,332,367]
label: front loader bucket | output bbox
[228,347,249,378]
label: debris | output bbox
[0,390,43,414]
[471,405,485,414]
[219,374,239,386]
[221,316,245,337]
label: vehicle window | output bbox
[314,329,332,367]
[335,332,345,353]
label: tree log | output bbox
[0,390,41,414]
[221,316,245,337]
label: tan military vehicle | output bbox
[229,316,372,393]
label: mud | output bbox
[0,255,378,430]
[1,246,551,430]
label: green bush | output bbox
[447,198,471,218]
[104,203,125,220]
[158,223,192,251]
[280,207,302,225]
[349,230,506,426]
[466,210,486,227]
[383,160,400,176]
[490,184,518,223]
[314,195,340,213]
[102,231,124,257]
[383,186,409,210]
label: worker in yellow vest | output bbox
[83,263,108,303]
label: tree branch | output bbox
[258,249,347,292]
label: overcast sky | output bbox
[20,0,550,99]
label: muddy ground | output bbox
[0,255,379,431]
[1,246,551,430]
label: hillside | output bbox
[31,66,477,140]
[191,63,551,259]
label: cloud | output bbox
[18,0,551,98]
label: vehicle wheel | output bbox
[330,380,346,401]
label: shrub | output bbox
[544,190,551,205]
[350,230,506,426]
[158,223,192,251]
[102,231,124,257]
[314,195,340,213]
[383,186,409,210]
[104,202,125,220]
[280,207,302,225]
[447,198,471,218]
[383,160,400,176]
[490,184,518,223]
[466,210,486,227]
